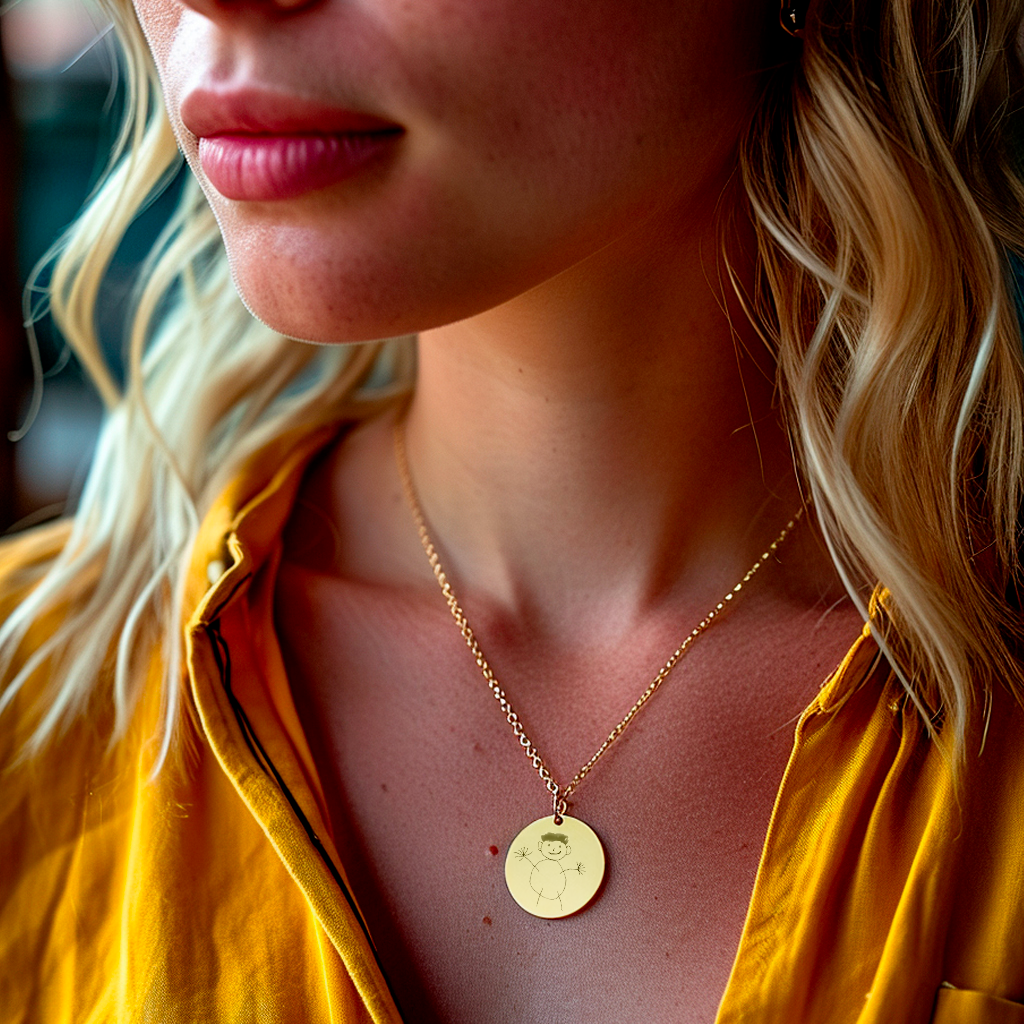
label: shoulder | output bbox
[0,522,136,1018]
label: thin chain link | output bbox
[393,414,804,819]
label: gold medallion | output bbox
[504,815,605,918]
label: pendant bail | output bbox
[552,787,568,824]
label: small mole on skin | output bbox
[473,741,484,754]
[488,845,499,856]
[483,916,492,926]
[380,783,388,793]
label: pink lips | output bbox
[182,88,403,201]
[198,133,400,201]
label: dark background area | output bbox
[1,2,183,533]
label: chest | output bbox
[274,570,864,1024]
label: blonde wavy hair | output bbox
[2,0,1023,775]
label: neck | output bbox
[399,205,803,638]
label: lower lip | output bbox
[198,132,402,201]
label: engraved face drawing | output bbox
[539,836,569,860]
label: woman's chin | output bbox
[224,256,412,345]
[221,231,538,345]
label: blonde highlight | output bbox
[742,0,1024,759]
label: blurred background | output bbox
[1,1,183,532]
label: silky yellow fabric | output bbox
[2,423,1023,1023]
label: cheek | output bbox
[132,0,182,77]
[397,0,762,188]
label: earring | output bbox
[780,0,807,37]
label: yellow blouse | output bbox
[2,423,1023,1023]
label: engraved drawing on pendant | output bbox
[504,815,605,918]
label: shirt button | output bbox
[206,558,227,585]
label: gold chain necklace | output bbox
[393,414,803,918]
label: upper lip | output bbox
[180,86,403,138]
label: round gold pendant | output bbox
[504,815,605,918]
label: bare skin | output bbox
[273,209,866,1022]
[275,411,863,1024]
